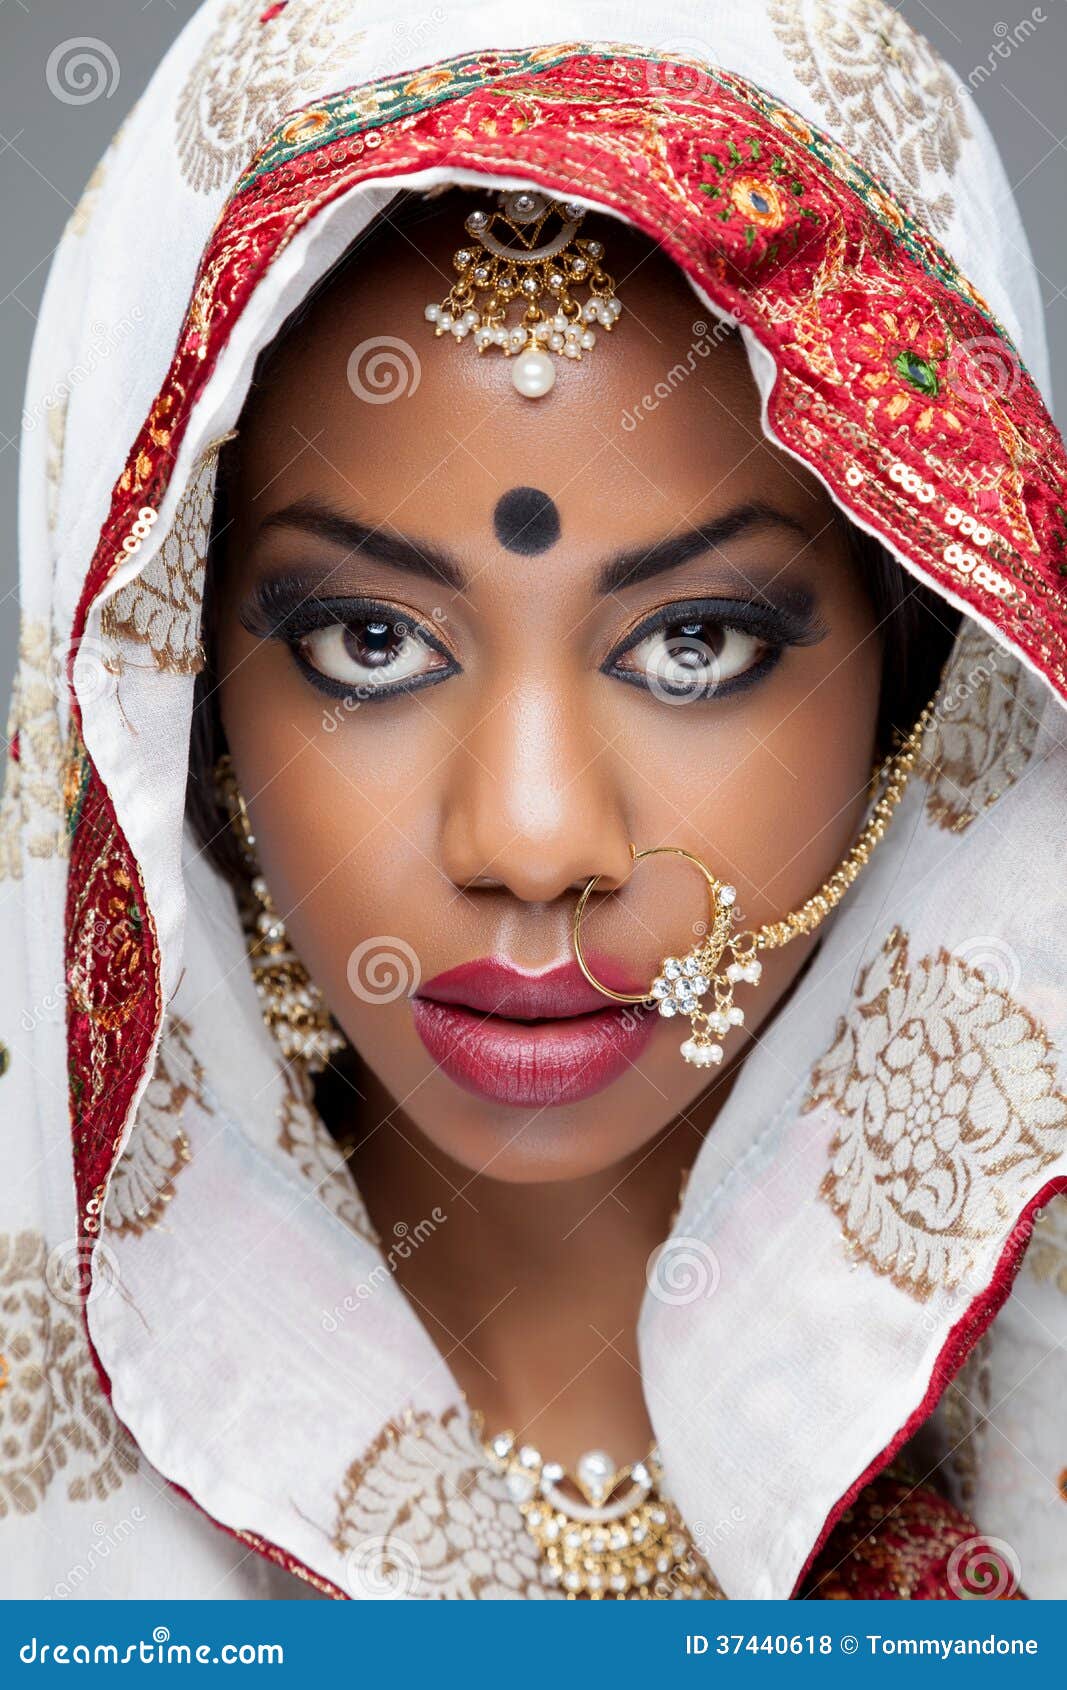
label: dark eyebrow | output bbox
[257,497,812,599]
[258,497,467,591]
[596,502,813,596]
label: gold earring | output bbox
[573,698,935,1069]
[214,755,345,1074]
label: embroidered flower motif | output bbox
[0,621,68,882]
[768,0,971,233]
[333,1407,554,1599]
[807,928,1067,1301]
[694,134,819,262]
[919,624,1043,833]
[101,442,224,674]
[175,0,365,193]
[106,1016,204,1238]
[0,1232,137,1516]
[832,298,963,435]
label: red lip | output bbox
[410,954,656,1107]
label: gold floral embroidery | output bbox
[0,1232,138,1517]
[919,625,1043,833]
[807,928,1067,1301]
[277,1068,377,1245]
[1024,1194,1067,1294]
[768,0,970,232]
[333,1406,554,1599]
[101,443,225,674]
[0,620,69,882]
[175,0,366,194]
[105,1016,204,1238]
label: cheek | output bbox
[615,628,880,924]
[218,633,447,1015]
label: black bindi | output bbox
[492,486,561,556]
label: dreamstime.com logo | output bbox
[946,1536,1022,1600]
[346,1535,422,1599]
[18,1628,283,1666]
[646,1236,721,1305]
[347,337,421,403]
[346,935,422,1003]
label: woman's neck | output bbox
[337,1062,741,1470]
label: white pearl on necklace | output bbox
[511,347,556,398]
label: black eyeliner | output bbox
[606,592,828,666]
[239,574,459,702]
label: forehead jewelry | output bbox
[572,700,935,1069]
[424,189,622,399]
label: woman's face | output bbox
[216,197,881,1182]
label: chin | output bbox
[411,1090,661,1185]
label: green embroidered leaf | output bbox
[748,137,761,160]
[745,226,756,248]
[727,139,742,165]
[894,349,940,397]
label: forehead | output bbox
[233,200,831,545]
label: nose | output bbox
[438,678,635,902]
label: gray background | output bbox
[2,0,1066,702]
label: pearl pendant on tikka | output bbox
[423,190,622,398]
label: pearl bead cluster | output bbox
[644,882,765,1069]
[423,191,622,398]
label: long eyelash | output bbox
[604,594,827,701]
[610,594,828,661]
[239,576,457,702]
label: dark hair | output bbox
[186,191,959,884]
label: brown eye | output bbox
[619,618,769,698]
[299,616,448,689]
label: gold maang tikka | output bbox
[573,700,935,1070]
[424,190,622,399]
[214,755,345,1074]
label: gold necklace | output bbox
[473,1417,724,1599]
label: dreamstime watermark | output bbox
[945,335,1023,406]
[946,1534,1021,1599]
[49,633,120,709]
[621,315,741,431]
[322,1207,447,1331]
[392,5,446,54]
[45,37,120,105]
[347,336,421,403]
[937,648,1000,718]
[947,935,1021,1006]
[646,1236,721,1305]
[646,633,725,706]
[346,935,422,1002]
[345,1534,422,1599]
[45,1237,120,1307]
[23,310,145,435]
[51,1509,147,1600]
[939,9,1048,115]
[645,38,720,98]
